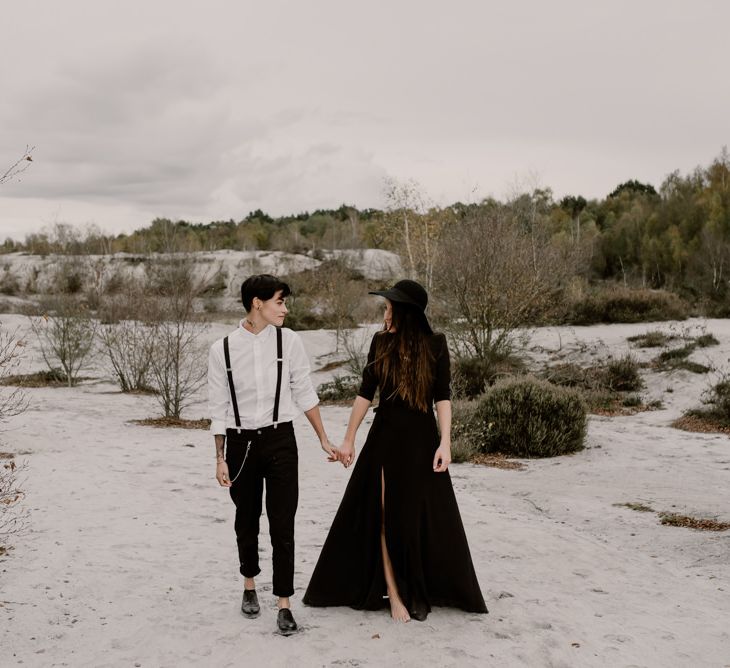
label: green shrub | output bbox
[477,376,587,457]
[317,375,360,403]
[450,399,484,462]
[603,354,643,391]
[452,353,526,399]
[567,287,688,325]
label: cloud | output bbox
[2,41,243,208]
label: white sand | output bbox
[1,314,729,667]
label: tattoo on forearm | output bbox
[215,434,225,461]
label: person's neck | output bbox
[243,315,268,335]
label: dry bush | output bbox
[450,399,484,462]
[98,321,157,393]
[52,256,88,295]
[680,373,730,430]
[97,284,162,392]
[603,354,643,391]
[284,259,364,345]
[567,286,688,325]
[0,457,27,546]
[31,296,97,387]
[0,265,20,296]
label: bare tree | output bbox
[1,145,34,185]
[31,297,97,387]
[146,256,208,418]
[0,458,27,545]
[382,178,453,290]
[0,324,29,547]
[0,325,28,422]
[311,258,363,352]
[435,206,583,361]
[97,289,159,393]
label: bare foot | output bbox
[387,591,411,622]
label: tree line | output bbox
[3,149,729,307]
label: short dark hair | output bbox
[240,274,291,312]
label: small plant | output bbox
[613,502,654,513]
[657,345,694,363]
[695,333,719,348]
[476,376,587,458]
[603,354,643,392]
[654,344,711,374]
[659,513,730,531]
[674,374,730,433]
[627,330,675,348]
[622,394,642,407]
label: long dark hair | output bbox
[373,301,434,412]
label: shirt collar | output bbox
[237,320,275,339]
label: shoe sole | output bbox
[241,609,261,619]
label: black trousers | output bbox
[226,422,298,598]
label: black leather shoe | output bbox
[241,589,260,618]
[277,608,298,635]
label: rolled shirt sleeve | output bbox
[207,342,230,435]
[288,332,319,413]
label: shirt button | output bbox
[257,429,262,435]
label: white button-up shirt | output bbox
[207,323,319,434]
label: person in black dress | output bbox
[304,279,487,622]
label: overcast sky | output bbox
[1,0,728,242]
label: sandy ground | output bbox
[1,314,729,668]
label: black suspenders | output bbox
[273,326,283,427]
[223,327,284,433]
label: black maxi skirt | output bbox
[303,403,488,620]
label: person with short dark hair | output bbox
[304,279,488,622]
[208,274,338,635]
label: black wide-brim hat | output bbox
[369,279,433,334]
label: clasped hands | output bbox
[321,438,355,468]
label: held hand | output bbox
[216,460,232,487]
[339,441,356,468]
[432,444,451,473]
[320,437,339,462]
